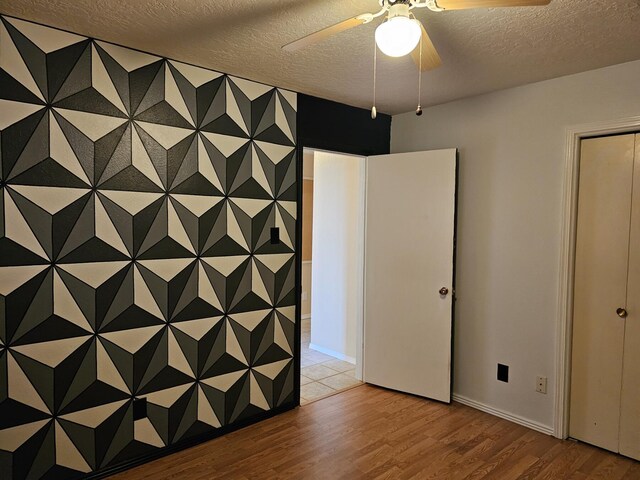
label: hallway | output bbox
[300,319,362,404]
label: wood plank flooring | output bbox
[112,384,639,479]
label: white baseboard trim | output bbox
[309,343,356,364]
[452,394,554,436]
[301,314,311,320]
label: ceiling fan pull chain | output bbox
[416,35,423,116]
[372,40,378,120]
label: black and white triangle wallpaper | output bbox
[0,14,297,479]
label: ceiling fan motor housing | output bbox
[388,3,412,19]
[379,0,413,9]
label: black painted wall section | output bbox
[297,94,391,156]
[292,94,391,406]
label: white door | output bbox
[570,133,640,461]
[620,134,640,460]
[570,135,633,453]
[363,149,457,402]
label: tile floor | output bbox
[300,319,362,405]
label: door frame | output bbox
[554,115,640,439]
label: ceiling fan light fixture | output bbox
[375,15,422,57]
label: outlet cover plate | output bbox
[536,376,547,394]
[497,363,509,383]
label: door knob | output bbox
[616,308,628,318]
[439,287,449,296]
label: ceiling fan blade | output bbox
[435,0,550,9]
[411,23,442,71]
[282,16,367,52]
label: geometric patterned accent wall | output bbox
[0,15,296,479]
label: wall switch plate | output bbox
[536,376,547,394]
[133,397,147,420]
[301,291,308,301]
[270,227,280,244]
[497,363,509,383]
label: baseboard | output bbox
[301,314,311,320]
[452,394,554,436]
[309,343,356,364]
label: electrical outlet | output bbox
[133,397,147,420]
[270,227,280,244]
[497,364,509,383]
[536,376,547,394]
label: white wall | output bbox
[310,151,364,363]
[391,60,640,430]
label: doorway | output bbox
[568,133,639,460]
[296,147,457,406]
[299,148,365,404]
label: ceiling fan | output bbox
[283,0,552,72]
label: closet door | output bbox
[569,135,634,452]
[619,134,640,460]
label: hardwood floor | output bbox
[112,384,639,480]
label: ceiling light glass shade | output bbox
[375,16,422,57]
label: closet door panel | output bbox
[569,135,634,452]
[620,134,640,461]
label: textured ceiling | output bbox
[2,0,640,114]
